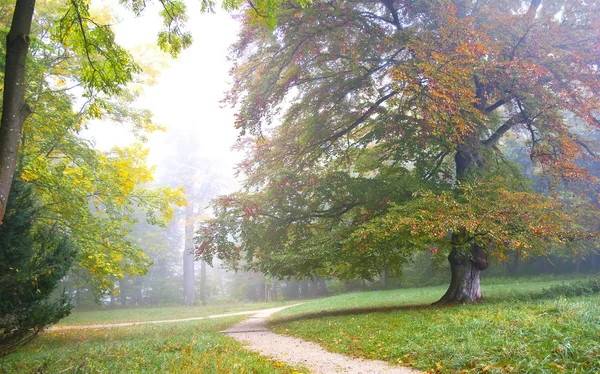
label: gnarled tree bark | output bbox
[435,241,489,304]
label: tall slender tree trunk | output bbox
[199,260,207,305]
[513,248,521,275]
[119,279,127,306]
[286,278,299,299]
[0,0,35,224]
[264,280,269,302]
[110,281,116,306]
[134,276,143,304]
[183,205,195,306]
[300,280,309,298]
[216,267,225,298]
[381,268,389,289]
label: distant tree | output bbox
[198,0,600,303]
[153,122,229,305]
[0,176,74,357]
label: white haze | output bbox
[84,0,243,195]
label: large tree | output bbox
[197,0,600,303]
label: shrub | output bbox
[0,177,75,357]
[543,278,600,297]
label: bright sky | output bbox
[86,0,242,190]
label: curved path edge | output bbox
[223,305,419,374]
[49,308,284,331]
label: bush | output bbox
[543,277,600,297]
[0,177,75,357]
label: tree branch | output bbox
[571,134,600,159]
[482,115,522,147]
[484,99,506,113]
[528,0,542,16]
[509,24,535,61]
[474,75,487,111]
[380,0,402,29]
[310,90,398,149]
[425,151,449,180]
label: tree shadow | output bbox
[270,303,459,325]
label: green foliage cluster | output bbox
[0,178,75,358]
[1,0,186,295]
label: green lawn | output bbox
[271,276,600,373]
[58,300,292,326]
[3,276,598,373]
[2,316,306,373]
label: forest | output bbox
[1,0,599,373]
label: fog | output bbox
[74,0,248,307]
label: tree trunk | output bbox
[300,280,309,298]
[110,282,116,306]
[286,278,299,299]
[0,0,35,224]
[183,205,195,306]
[435,147,490,304]
[310,279,318,297]
[435,242,489,304]
[199,260,207,305]
[513,248,520,275]
[119,279,127,306]
[381,268,389,289]
[134,276,143,304]
[264,280,269,302]
[216,267,225,298]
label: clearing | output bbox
[2,275,598,373]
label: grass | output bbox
[271,275,600,373]
[3,275,597,373]
[274,275,583,320]
[58,300,292,326]
[1,316,307,373]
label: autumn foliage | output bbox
[197,0,600,302]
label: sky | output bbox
[86,0,243,191]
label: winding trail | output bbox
[49,309,276,330]
[223,305,419,374]
[52,305,419,373]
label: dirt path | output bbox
[52,305,419,373]
[49,308,285,331]
[223,306,419,374]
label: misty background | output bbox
[67,0,599,309]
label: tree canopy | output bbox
[197,0,600,303]
[0,0,186,293]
